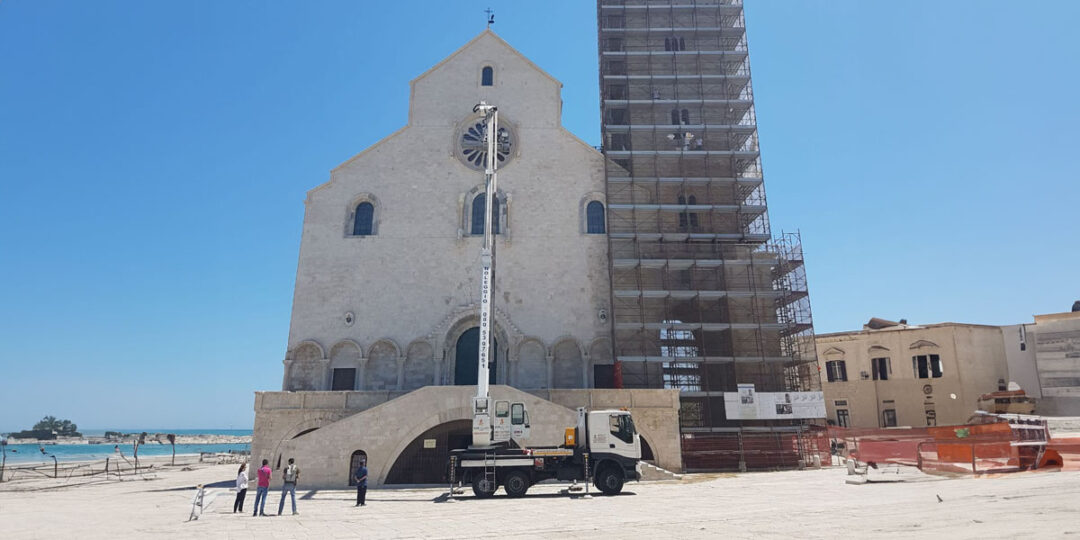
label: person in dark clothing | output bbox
[234,463,248,513]
[354,461,368,506]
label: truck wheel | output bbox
[503,470,530,498]
[595,466,624,496]
[472,475,497,498]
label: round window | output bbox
[457,116,515,171]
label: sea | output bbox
[1,429,252,465]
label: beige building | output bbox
[1007,309,1080,416]
[815,319,1009,429]
[251,30,683,488]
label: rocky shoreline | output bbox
[4,433,251,446]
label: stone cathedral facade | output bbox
[282,30,613,393]
[252,31,682,487]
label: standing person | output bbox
[354,459,368,507]
[233,463,248,513]
[278,458,300,516]
[252,459,271,517]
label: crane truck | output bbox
[447,103,641,499]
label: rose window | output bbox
[459,121,514,170]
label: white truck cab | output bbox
[584,409,640,461]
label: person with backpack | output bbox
[278,457,301,515]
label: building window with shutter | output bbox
[871,357,890,381]
[836,409,850,428]
[912,354,943,379]
[882,409,897,427]
[825,360,847,382]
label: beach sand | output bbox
[1,460,1078,539]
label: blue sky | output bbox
[1,1,1077,431]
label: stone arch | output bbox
[292,427,319,439]
[344,192,381,237]
[443,314,512,386]
[909,340,940,350]
[328,340,363,390]
[588,337,613,388]
[383,419,473,484]
[639,434,656,462]
[552,337,584,389]
[264,414,337,470]
[292,340,326,360]
[348,450,368,487]
[515,338,548,389]
[461,184,510,238]
[634,423,673,468]
[403,340,434,391]
[374,403,475,485]
[286,340,325,391]
[365,339,401,391]
[579,191,607,234]
[426,304,524,353]
[286,419,327,440]
[480,64,495,87]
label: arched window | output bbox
[687,195,699,227]
[681,108,690,125]
[471,193,501,235]
[481,66,494,86]
[586,201,605,234]
[348,450,367,486]
[670,108,680,125]
[353,202,374,236]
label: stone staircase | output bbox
[638,461,682,481]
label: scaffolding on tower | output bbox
[597,0,825,471]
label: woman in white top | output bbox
[233,463,249,513]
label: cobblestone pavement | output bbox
[3,463,1078,539]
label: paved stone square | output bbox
[2,463,1078,539]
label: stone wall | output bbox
[251,386,681,488]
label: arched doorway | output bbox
[455,327,498,385]
[640,435,656,463]
[348,450,367,486]
[384,420,472,484]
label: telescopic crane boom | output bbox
[471,102,501,447]
[448,104,642,499]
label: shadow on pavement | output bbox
[432,491,636,502]
[146,479,234,492]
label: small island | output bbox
[5,416,81,441]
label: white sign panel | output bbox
[736,383,758,419]
[724,386,826,420]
